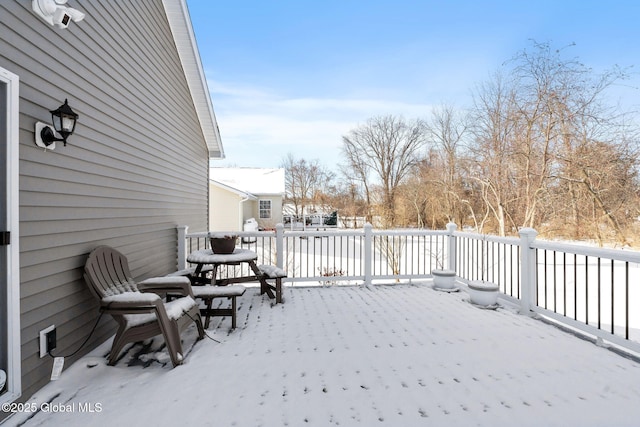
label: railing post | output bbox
[519,227,538,316]
[177,225,188,270]
[276,223,284,269]
[364,223,372,286]
[446,222,457,272]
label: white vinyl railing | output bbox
[177,224,454,285]
[177,223,640,354]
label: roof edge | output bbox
[162,0,225,159]
[210,179,258,200]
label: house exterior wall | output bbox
[209,183,242,232]
[0,0,210,408]
[242,200,256,227]
[253,195,283,230]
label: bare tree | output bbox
[424,104,469,225]
[554,114,640,245]
[274,42,640,247]
[468,71,519,235]
[333,179,368,228]
[467,41,638,240]
[342,115,426,228]
[281,154,335,219]
[397,153,450,229]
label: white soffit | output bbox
[162,0,224,159]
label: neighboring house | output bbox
[209,168,285,231]
[0,0,223,416]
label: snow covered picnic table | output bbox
[186,248,281,301]
[9,284,640,427]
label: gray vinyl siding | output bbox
[0,0,211,403]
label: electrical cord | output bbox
[46,301,222,359]
[47,312,104,358]
[182,310,222,343]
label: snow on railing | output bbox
[177,223,640,354]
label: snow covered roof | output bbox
[14,284,640,427]
[210,167,285,195]
[209,178,257,200]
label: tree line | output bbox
[283,42,640,246]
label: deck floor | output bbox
[11,284,640,427]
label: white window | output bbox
[259,200,272,219]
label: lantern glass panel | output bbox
[52,114,62,132]
[61,115,75,133]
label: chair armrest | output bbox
[100,292,177,327]
[138,276,194,298]
[100,292,163,314]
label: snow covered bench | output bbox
[257,265,286,304]
[166,265,214,285]
[191,284,246,329]
[167,268,244,329]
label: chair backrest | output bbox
[84,246,140,300]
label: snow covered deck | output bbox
[10,284,640,427]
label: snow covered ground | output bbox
[6,283,640,427]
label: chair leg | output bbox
[108,325,129,366]
[193,309,205,340]
[231,296,237,329]
[151,306,184,367]
[275,277,282,303]
[160,321,185,367]
[204,298,213,329]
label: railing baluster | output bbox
[597,257,601,330]
[573,254,578,320]
[509,244,513,296]
[516,245,520,299]
[553,250,557,313]
[562,252,566,317]
[543,249,548,309]
[585,255,589,325]
[611,259,615,335]
[626,261,629,340]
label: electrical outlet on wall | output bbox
[39,325,56,358]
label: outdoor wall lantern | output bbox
[34,99,79,149]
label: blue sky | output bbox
[186,0,640,170]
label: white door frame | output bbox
[0,66,21,404]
